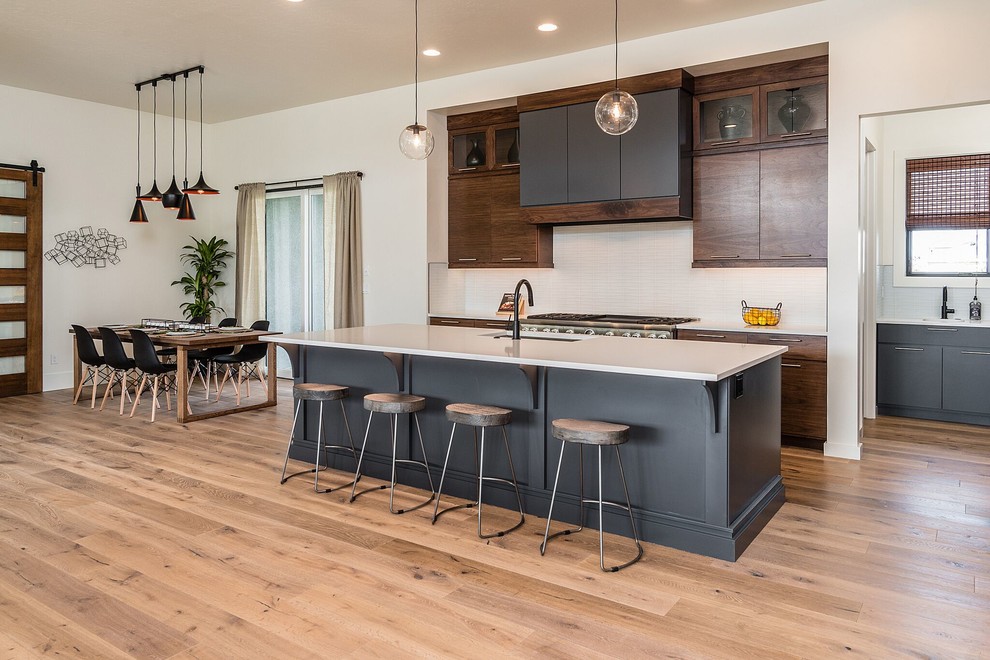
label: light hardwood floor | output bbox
[0,382,988,658]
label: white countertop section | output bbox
[678,320,827,336]
[428,312,507,321]
[265,324,786,381]
[878,317,990,328]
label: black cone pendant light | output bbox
[183,67,219,195]
[161,75,183,210]
[129,85,149,223]
[137,81,163,201]
[176,73,196,220]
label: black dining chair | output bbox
[188,316,237,399]
[97,327,137,415]
[129,328,188,422]
[71,324,107,408]
[214,320,270,406]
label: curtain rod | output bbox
[234,172,364,191]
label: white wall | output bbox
[0,83,223,391]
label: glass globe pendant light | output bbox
[399,0,434,159]
[595,0,638,136]
[129,85,149,223]
[137,81,163,201]
[161,75,184,210]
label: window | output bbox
[906,153,990,276]
[266,188,326,376]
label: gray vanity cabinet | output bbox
[877,323,990,424]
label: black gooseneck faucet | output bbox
[512,279,534,340]
[941,286,955,320]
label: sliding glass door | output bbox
[266,189,325,377]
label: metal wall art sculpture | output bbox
[45,226,127,268]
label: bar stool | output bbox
[432,403,525,538]
[349,393,436,514]
[541,418,644,572]
[280,383,357,493]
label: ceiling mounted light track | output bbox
[398,0,434,160]
[595,0,638,136]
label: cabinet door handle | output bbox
[696,333,727,339]
[499,163,520,168]
[768,337,802,342]
[482,322,507,327]
[457,167,478,172]
[926,327,958,332]
[961,351,990,356]
[439,320,460,324]
[501,257,523,261]
[709,255,740,259]
[779,254,813,258]
[457,258,477,262]
[782,363,802,368]
[780,131,813,139]
[711,140,740,146]
[893,346,924,351]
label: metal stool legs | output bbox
[541,443,644,572]
[349,410,436,514]
[280,397,358,493]
[432,423,525,538]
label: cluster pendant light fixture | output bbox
[130,64,217,224]
[398,0,434,159]
[595,0,638,135]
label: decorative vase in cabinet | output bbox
[465,139,485,167]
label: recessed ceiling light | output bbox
[422,48,441,57]
[287,0,304,3]
[538,23,558,32]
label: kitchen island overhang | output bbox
[266,324,786,561]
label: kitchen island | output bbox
[265,324,786,560]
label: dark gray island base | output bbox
[280,338,784,561]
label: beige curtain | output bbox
[235,182,267,326]
[324,172,364,328]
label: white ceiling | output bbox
[0,0,821,123]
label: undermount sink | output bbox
[485,331,587,342]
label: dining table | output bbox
[72,325,282,423]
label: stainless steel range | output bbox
[522,313,699,339]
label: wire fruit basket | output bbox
[741,300,781,326]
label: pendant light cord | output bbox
[613,0,619,90]
[152,82,158,181]
[171,76,176,177]
[199,69,205,171]
[136,87,141,189]
[183,74,188,183]
[414,0,419,126]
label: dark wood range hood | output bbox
[516,69,694,226]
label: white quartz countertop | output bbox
[878,317,990,328]
[264,324,786,381]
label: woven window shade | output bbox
[906,154,990,230]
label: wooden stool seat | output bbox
[363,392,426,414]
[551,418,629,446]
[446,403,511,427]
[293,382,349,401]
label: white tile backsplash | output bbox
[877,265,984,320]
[430,222,827,326]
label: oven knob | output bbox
[647,333,658,339]
[621,332,631,338]
[632,332,642,338]
[604,331,615,336]
[584,329,596,335]
[542,328,552,333]
[564,328,574,334]
[550,328,559,333]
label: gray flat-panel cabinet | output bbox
[519,106,567,206]
[621,89,680,199]
[567,102,620,203]
[876,343,941,409]
[942,347,990,414]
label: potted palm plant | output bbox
[171,236,234,322]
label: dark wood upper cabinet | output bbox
[448,177,491,265]
[759,144,827,260]
[692,151,760,262]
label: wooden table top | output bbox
[75,326,281,348]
